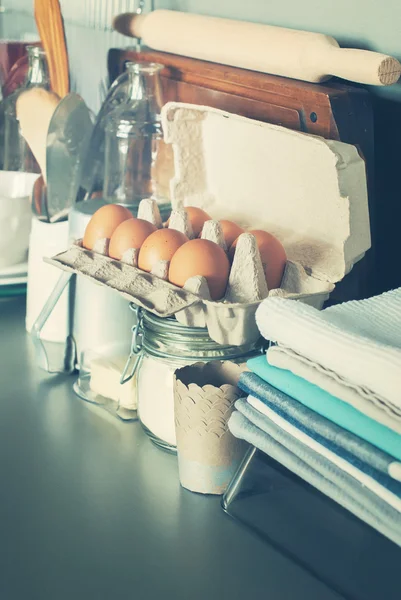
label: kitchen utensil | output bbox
[45,93,93,222]
[113,10,401,86]
[31,174,49,222]
[34,0,69,97]
[16,86,60,181]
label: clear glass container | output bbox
[73,341,137,422]
[103,62,171,209]
[133,309,263,453]
[3,46,50,173]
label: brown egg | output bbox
[165,206,212,237]
[138,228,189,272]
[83,204,132,250]
[186,207,212,237]
[109,218,157,260]
[230,229,287,290]
[219,220,245,248]
[169,239,230,300]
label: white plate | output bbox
[0,261,28,286]
[0,274,28,286]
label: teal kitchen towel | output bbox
[245,356,401,461]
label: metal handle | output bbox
[120,305,144,385]
[31,271,75,373]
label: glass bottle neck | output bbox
[26,49,50,88]
[125,64,163,122]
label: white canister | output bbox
[68,198,134,370]
[0,171,39,269]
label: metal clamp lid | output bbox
[120,305,144,385]
[30,271,76,373]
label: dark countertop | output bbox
[0,296,345,600]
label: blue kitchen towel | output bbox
[243,357,401,463]
[238,397,401,507]
[239,372,401,489]
[228,409,401,548]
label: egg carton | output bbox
[45,239,331,345]
[46,102,370,346]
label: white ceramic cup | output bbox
[0,171,39,269]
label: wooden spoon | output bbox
[16,87,60,182]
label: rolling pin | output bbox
[113,10,401,86]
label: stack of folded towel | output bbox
[228,288,401,547]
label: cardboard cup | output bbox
[174,361,247,495]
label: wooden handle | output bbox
[113,11,401,87]
[322,47,401,86]
[35,0,69,97]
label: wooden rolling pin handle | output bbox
[113,13,144,38]
[322,46,401,86]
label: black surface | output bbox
[224,450,401,600]
[0,297,344,600]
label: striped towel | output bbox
[240,365,401,475]
[229,399,401,547]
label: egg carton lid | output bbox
[162,102,371,284]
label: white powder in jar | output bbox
[137,354,183,447]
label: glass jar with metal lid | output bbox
[122,305,263,453]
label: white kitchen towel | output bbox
[255,288,401,408]
[267,345,401,434]
[247,395,401,511]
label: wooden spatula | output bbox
[16,87,60,182]
[34,0,69,97]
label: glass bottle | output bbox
[103,62,172,209]
[3,46,50,173]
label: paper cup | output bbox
[174,361,247,495]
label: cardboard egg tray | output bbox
[46,102,371,347]
[45,243,332,345]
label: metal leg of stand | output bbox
[221,446,257,511]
